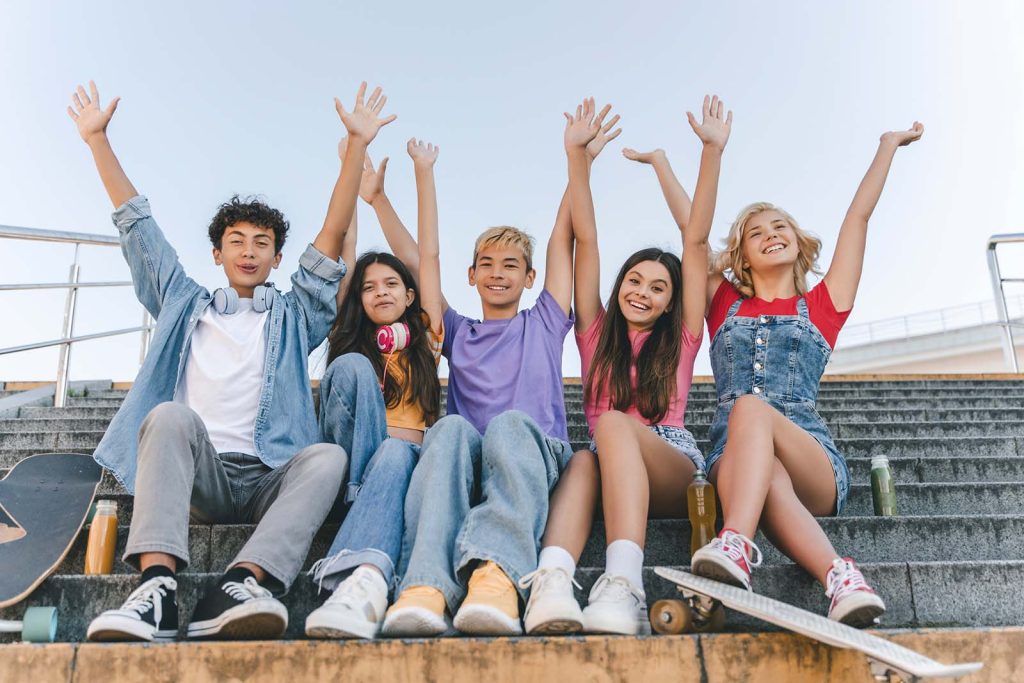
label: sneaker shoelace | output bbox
[222,576,272,602]
[715,530,764,571]
[469,563,513,597]
[588,574,643,605]
[121,576,177,625]
[518,567,582,596]
[825,558,873,604]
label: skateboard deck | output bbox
[654,567,983,682]
[0,453,102,608]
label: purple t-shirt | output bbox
[443,289,573,440]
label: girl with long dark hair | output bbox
[304,138,445,640]
[521,96,731,635]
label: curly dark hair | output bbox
[208,195,289,254]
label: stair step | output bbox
[4,561,1021,643]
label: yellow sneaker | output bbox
[381,585,449,637]
[453,561,522,635]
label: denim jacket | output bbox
[92,196,346,493]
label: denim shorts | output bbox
[589,424,707,473]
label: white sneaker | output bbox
[519,567,583,635]
[87,576,178,642]
[305,566,389,639]
[826,558,886,628]
[581,574,649,635]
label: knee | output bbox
[593,410,632,441]
[293,443,349,487]
[323,353,378,390]
[482,409,534,443]
[421,415,478,465]
[139,402,199,444]
[729,394,770,428]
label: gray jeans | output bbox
[124,401,349,593]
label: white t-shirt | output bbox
[174,298,269,455]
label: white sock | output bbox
[605,539,644,593]
[537,546,577,577]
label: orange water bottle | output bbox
[688,471,717,556]
[84,500,118,575]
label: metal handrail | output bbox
[0,225,152,406]
[987,233,1024,372]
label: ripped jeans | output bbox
[310,353,421,594]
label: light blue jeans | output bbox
[398,410,572,612]
[311,353,420,593]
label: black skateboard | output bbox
[0,452,102,641]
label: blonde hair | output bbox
[711,202,822,298]
[472,226,535,271]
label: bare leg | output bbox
[592,411,697,547]
[541,450,601,562]
[711,395,840,584]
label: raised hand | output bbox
[335,82,397,144]
[881,122,924,148]
[359,153,389,204]
[67,81,120,144]
[622,148,667,165]
[564,97,604,151]
[687,95,732,151]
[585,104,622,160]
[407,138,439,169]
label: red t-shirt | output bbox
[706,280,851,349]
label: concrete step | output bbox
[47,514,1024,579]
[4,435,1024,467]
[3,561,1022,643]
[3,627,1021,683]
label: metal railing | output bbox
[0,225,153,406]
[987,233,1024,373]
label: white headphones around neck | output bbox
[376,322,410,353]
[212,284,276,314]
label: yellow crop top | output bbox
[381,319,444,431]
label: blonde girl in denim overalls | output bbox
[690,122,924,627]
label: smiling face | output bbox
[468,244,535,313]
[741,209,799,275]
[212,222,282,296]
[616,259,674,331]
[361,261,415,326]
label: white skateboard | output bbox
[653,567,983,682]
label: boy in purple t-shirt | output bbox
[350,146,578,635]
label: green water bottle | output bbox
[870,456,897,516]
[688,471,718,556]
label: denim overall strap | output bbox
[726,296,744,318]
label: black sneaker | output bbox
[86,576,179,642]
[187,575,288,639]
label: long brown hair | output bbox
[327,252,441,426]
[585,248,683,423]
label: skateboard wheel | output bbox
[22,607,57,643]
[651,599,695,635]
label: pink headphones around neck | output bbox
[376,322,410,354]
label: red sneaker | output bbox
[691,528,762,590]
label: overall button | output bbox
[756,338,764,345]
[752,387,762,394]
[754,362,762,370]
[759,315,768,323]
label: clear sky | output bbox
[2,0,1023,381]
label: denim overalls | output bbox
[704,295,850,513]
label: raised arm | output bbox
[407,139,444,334]
[823,122,924,311]
[563,98,615,329]
[313,82,396,261]
[681,95,732,338]
[67,81,136,208]
[335,139,359,308]
[622,148,692,232]
[359,153,422,274]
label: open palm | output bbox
[335,82,396,144]
[66,81,120,143]
[687,95,732,150]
